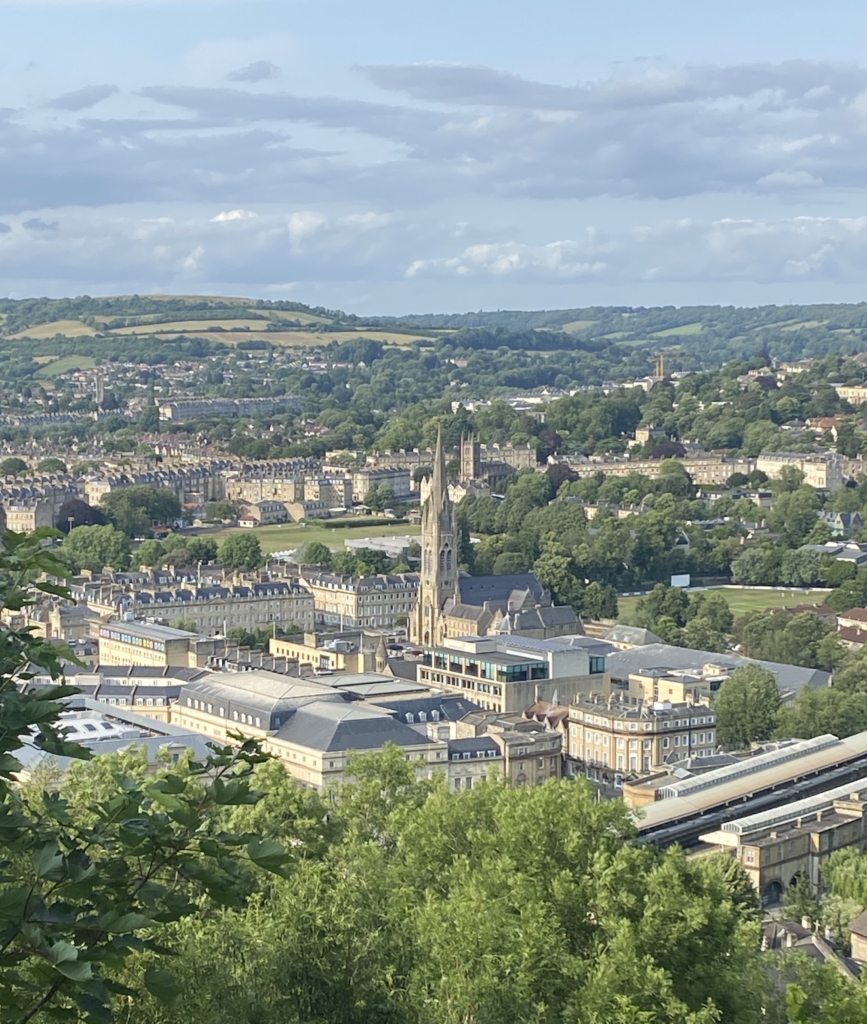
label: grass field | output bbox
[653,322,703,337]
[33,355,96,378]
[561,319,597,333]
[210,520,421,555]
[10,319,97,340]
[781,320,827,331]
[110,319,270,334]
[617,587,831,625]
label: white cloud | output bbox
[210,209,258,222]
[287,210,326,246]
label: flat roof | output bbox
[100,620,198,641]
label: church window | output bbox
[446,549,452,571]
[439,549,445,572]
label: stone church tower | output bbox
[460,431,482,482]
[409,428,458,647]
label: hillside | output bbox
[2,295,867,368]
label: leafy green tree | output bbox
[0,529,290,1024]
[0,456,28,477]
[36,457,67,473]
[636,583,690,629]
[715,664,781,749]
[687,591,734,633]
[55,498,107,534]
[681,617,727,652]
[138,394,160,432]
[582,580,618,620]
[62,524,131,572]
[169,617,198,632]
[297,541,332,566]
[135,539,164,567]
[100,486,181,538]
[492,550,529,574]
[217,533,264,571]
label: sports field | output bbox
[617,587,831,625]
[210,519,421,555]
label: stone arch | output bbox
[762,880,784,908]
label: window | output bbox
[745,850,755,864]
[405,713,414,723]
[589,656,605,674]
[419,711,427,722]
[629,723,637,731]
[255,717,261,728]
[663,737,669,748]
[643,740,651,750]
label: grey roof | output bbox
[603,643,830,695]
[498,606,579,631]
[386,658,420,681]
[604,625,663,645]
[185,671,339,715]
[372,695,481,721]
[18,733,212,773]
[457,573,545,607]
[102,620,199,640]
[448,736,500,756]
[274,701,431,752]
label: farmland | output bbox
[33,354,96,377]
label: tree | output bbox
[714,664,781,748]
[101,486,182,538]
[687,591,734,633]
[55,498,107,534]
[61,524,131,572]
[681,618,727,653]
[297,541,332,566]
[0,528,291,1024]
[218,533,264,571]
[0,456,28,477]
[636,583,689,629]
[36,457,67,474]
[207,501,245,522]
[139,393,160,432]
[582,581,618,620]
[135,539,165,567]
[170,617,198,632]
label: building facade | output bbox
[300,570,420,630]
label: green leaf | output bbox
[55,959,94,982]
[247,837,291,876]
[144,967,182,1003]
[99,912,152,933]
[32,842,65,880]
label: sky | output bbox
[6,0,867,313]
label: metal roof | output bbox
[721,773,867,836]
[638,729,867,834]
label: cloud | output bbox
[0,222,10,234]
[287,210,326,247]
[23,218,58,231]
[406,216,867,284]
[46,84,119,111]
[211,209,257,222]
[228,61,280,83]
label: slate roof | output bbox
[274,701,431,752]
[603,642,830,695]
[448,736,501,757]
[457,573,545,607]
[372,695,481,722]
[604,625,663,646]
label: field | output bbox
[33,355,96,378]
[209,520,421,555]
[781,320,828,331]
[652,322,703,337]
[560,319,597,333]
[10,319,97,339]
[616,587,831,625]
[110,319,270,335]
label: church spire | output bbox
[432,425,447,511]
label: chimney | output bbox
[785,932,793,948]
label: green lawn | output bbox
[652,322,704,337]
[211,520,421,554]
[33,355,96,378]
[617,587,831,625]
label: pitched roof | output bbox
[274,701,432,752]
[457,573,545,607]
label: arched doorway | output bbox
[762,880,784,907]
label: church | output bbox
[409,431,580,647]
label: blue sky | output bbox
[5,0,867,313]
